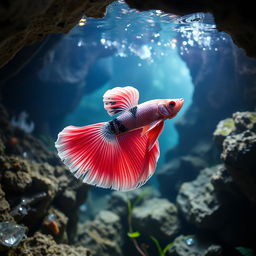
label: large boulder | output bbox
[177,161,256,246]
[132,198,180,243]
[0,0,114,68]
[76,210,123,256]
[221,112,256,202]
[177,165,225,230]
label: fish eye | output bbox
[169,101,176,107]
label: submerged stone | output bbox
[132,198,180,243]
[172,235,223,256]
[0,221,26,247]
[177,165,225,230]
[213,118,235,149]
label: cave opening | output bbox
[0,0,256,255]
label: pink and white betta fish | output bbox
[55,86,184,191]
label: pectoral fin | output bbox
[146,120,164,150]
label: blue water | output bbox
[64,1,194,170]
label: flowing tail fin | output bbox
[55,122,159,191]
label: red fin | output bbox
[142,120,162,135]
[138,141,160,184]
[103,86,139,116]
[55,123,159,191]
[146,120,164,150]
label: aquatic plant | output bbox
[126,189,176,256]
[126,189,152,256]
[127,197,148,256]
[150,236,174,256]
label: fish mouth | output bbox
[158,104,170,116]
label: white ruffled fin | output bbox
[103,86,139,116]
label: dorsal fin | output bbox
[103,86,139,116]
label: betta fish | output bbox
[55,86,184,191]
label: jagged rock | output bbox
[210,166,240,198]
[0,104,88,244]
[177,163,256,246]
[170,235,224,256]
[158,155,208,200]
[132,198,180,243]
[0,186,14,223]
[6,232,90,256]
[0,0,114,68]
[232,112,256,132]
[177,165,226,230]
[213,118,235,149]
[77,210,123,256]
[221,112,256,202]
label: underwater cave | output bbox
[0,0,256,255]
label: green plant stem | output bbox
[127,198,147,256]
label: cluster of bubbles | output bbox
[172,12,228,54]
[76,0,230,63]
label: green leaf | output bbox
[150,236,164,256]
[163,241,174,255]
[127,232,141,238]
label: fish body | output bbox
[55,86,184,191]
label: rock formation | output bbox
[0,104,89,254]
[76,210,123,256]
[0,0,114,68]
[6,232,91,256]
[158,35,256,201]
[132,198,180,243]
[176,112,256,249]
[220,112,256,203]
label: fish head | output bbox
[158,98,184,119]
